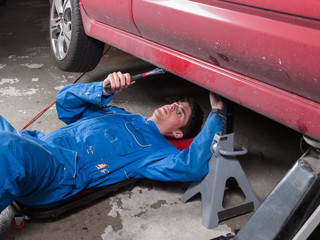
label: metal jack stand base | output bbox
[181,132,260,229]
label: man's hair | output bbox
[179,97,204,139]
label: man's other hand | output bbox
[209,92,223,110]
[103,72,133,95]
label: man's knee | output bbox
[0,115,17,132]
[0,131,22,162]
[0,131,15,147]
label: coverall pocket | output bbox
[105,122,151,155]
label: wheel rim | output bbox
[50,0,72,60]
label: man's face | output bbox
[149,101,192,138]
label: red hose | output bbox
[20,72,85,130]
[21,46,110,130]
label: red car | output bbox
[49,0,320,143]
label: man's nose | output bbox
[170,103,177,111]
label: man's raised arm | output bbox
[56,72,132,124]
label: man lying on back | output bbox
[0,71,224,212]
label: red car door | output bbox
[225,0,320,20]
[133,0,320,103]
[80,0,140,35]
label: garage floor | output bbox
[0,0,309,239]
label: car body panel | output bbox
[78,0,320,141]
[223,0,320,20]
[133,0,320,103]
[81,0,140,35]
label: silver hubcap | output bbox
[50,0,72,60]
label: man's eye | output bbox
[178,112,182,117]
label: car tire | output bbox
[49,0,105,72]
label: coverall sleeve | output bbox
[136,112,223,182]
[55,82,113,124]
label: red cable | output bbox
[20,72,86,130]
[21,46,111,130]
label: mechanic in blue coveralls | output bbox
[0,71,224,212]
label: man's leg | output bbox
[0,131,67,212]
[0,131,25,212]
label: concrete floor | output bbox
[0,0,309,239]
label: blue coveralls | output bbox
[0,81,223,212]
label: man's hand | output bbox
[209,92,223,110]
[103,72,133,95]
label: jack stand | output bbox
[181,132,260,229]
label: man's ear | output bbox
[173,130,184,139]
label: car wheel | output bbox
[49,0,105,72]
